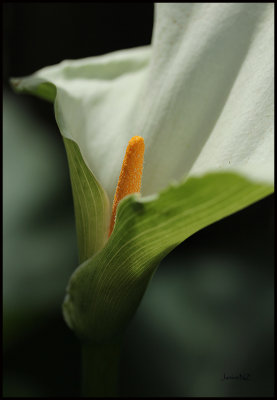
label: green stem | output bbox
[82,341,121,397]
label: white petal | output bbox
[51,46,152,203]
[134,3,274,194]
[12,3,274,203]
[13,47,151,203]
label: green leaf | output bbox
[63,138,110,262]
[63,171,273,343]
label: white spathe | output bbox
[12,3,274,205]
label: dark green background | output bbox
[3,3,274,397]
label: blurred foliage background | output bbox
[3,3,274,397]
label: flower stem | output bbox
[81,341,121,397]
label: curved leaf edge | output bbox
[63,171,273,343]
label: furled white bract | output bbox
[12,3,274,205]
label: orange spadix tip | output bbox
[109,136,145,236]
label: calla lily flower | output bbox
[11,3,273,397]
[12,3,273,200]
